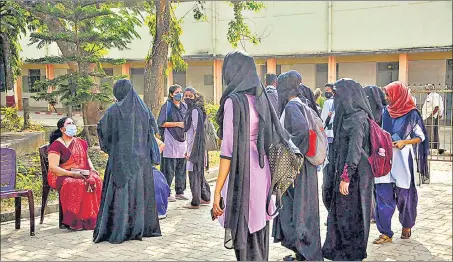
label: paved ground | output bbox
[2,162,451,261]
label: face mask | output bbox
[185,98,195,106]
[64,124,77,137]
[173,93,183,101]
[325,92,333,99]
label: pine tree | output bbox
[24,0,140,144]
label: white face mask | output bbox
[64,124,77,137]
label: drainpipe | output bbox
[327,1,333,53]
[211,1,217,57]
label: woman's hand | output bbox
[71,171,85,179]
[339,180,350,196]
[176,122,184,128]
[392,140,406,149]
[212,191,224,218]
[184,152,190,160]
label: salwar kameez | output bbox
[375,109,425,238]
[218,95,275,261]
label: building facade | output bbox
[3,1,452,109]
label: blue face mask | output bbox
[173,93,183,101]
[64,124,77,137]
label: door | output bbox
[376,62,399,87]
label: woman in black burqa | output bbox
[272,71,323,261]
[212,50,278,261]
[322,78,374,261]
[93,79,161,244]
[183,87,211,209]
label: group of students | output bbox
[46,79,211,243]
[45,50,430,261]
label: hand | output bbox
[72,171,85,179]
[212,192,224,218]
[339,180,349,196]
[328,112,333,117]
[176,122,184,128]
[392,140,406,149]
[184,152,189,160]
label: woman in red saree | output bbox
[48,117,102,230]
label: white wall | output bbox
[17,1,452,60]
[408,60,447,86]
[332,1,452,51]
[338,62,377,86]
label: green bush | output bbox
[0,106,44,132]
[205,103,219,130]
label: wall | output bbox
[281,64,317,89]
[331,1,452,51]
[17,1,452,59]
[185,66,214,102]
[338,62,377,86]
[408,60,447,86]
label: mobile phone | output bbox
[210,197,224,221]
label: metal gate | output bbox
[410,84,453,184]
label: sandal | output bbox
[401,228,412,239]
[373,234,392,244]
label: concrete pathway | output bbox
[1,163,451,261]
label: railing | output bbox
[409,84,452,163]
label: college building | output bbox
[3,1,452,110]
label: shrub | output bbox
[0,107,44,132]
[205,103,219,130]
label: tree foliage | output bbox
[25,0,140,108]
[0,1,38,92]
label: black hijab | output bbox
[184,87,206,172]
[364,85,387,125]
[215,50,276,250]
[298,83,320,117]
[97,79,160,187]
[277,71,303,116]
[333,78,373,137]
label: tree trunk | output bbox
[1,33,14,92]
[144,0,171,117]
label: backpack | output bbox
[296,99,327,166]
[368,118,393,178]
[204,118,220,151]
[158,101,172,140]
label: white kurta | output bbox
[375,124,425,189]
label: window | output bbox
[204,74,214,85]
[130,68,145,95]
[23,69,42,93]
[316,63,328,88]
[104,68,114,76]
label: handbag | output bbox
[261,84,304,216]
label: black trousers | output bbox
[161,157,187,195]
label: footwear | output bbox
[200,199,211,205]
[373,234,392,244]
[168,195,176,202]
[283,255,296,261]
[158,213,167,220]
[183,203,200,209]
[401,228,412,239]
[175,194,189,200]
